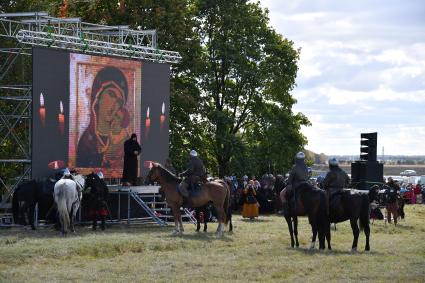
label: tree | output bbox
[194,0,309,176]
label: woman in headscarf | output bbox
[242,180,259,220]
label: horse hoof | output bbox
[351,248,358,253]
[171,230,180,236]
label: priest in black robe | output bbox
[122,133,141,185]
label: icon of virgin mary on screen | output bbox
[76,67,130,168]
[68,53,141,178]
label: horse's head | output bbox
[85,172,99,190]
[146,163,161,184]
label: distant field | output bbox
[313,164,425,176]
[1,206,425,282]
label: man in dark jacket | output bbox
[122,133,141,186]
[178,150,206,199]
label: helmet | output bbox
[295,152,305,159]
[329,158,339,166]
[243,175,248,180]
[190,150,198,157]
[63,168,71,176]
[97,171,104,179]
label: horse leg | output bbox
[203,208,208,232]
[29,203,36,230]
[170,205,181,235]
[285,216,295,248]
[178,212,184,233]
[326,225,332,250]
[214,205,225,237]
[195,210,201,232]
[309,216,317,250]
[100,215,106,231]
[364,221,370,251]
[350,218,360,252]
[293,217,299,248]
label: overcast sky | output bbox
[260,0,425,156]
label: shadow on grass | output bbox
[240,218,273,223]
[163,231,235,242]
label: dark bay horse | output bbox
[327,189,371,251]
[12,176,59,229]
[146,163,231,236]
[280,183,328,249]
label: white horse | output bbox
[53,174,85,234]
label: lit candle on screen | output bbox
[39,93,45,127]
[145,106,150,137]
[58,101,64,135]
[160,102,165,130]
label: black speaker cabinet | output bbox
[351,161,383,190]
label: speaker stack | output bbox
[351,132,384,190]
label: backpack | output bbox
[386,188,397,203]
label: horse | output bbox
[327,189,371,251]
[12,175,60,229]
[279,183,328,250]
[273,175,286,213]
[53,174,85,235]
[84,173,109,231]
[146,163,231,236]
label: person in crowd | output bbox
[384,181,399,225]
[242,180,259,220]
[178,150,206,204]
[122,133,141,186]
[281,152,309,214]
[164,158,177,175]
[322,157,350,199]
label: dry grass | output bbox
[1,205,425,282]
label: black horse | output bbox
[12,175,60,229]
[280,183,329,250]
[84,173,109,231]
[327,189,371,251]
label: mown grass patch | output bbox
[1,205,425,282]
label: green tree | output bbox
[195,0,309,176]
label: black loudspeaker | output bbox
[351,161,383,190]
[360,132,377,162]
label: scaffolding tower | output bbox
[0,12,181,211]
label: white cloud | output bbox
[261,0,425,155]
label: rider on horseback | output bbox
[322,158,350,205]
[281,152,309,215]
[178,150,206,205]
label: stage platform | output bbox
[108,185,161,194]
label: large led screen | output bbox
[32,47,170,179]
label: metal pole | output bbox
[118,189,121,221]
[127,188,131,225]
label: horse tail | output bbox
[359,193,370,230]
[317,191,329,233]
[224,185,231,225]
[55,185,70,233]
[12,186,20,224]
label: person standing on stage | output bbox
[122,133,141,186]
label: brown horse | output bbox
[146,163,231,236]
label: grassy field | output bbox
[1,206,425,283]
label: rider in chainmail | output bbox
[322,158,350,200]
[281,152,309,215]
